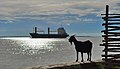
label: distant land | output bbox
[0,36,30,38]
[0,35,100,38]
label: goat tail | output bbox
[88,40,93,49]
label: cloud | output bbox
[0,20,14,24]
[0,0,119,24]
[0,0,119,16]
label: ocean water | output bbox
[0,37,103,69]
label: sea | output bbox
[0,36,103,69]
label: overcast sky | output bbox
[0,0,120,36]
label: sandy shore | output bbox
[21,61,104,69]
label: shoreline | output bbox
[22,61,104,69]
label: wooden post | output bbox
[105,5,109,62]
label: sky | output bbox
[0,0,120,36]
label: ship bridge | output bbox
[57,27,67,35]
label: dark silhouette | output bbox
[69,35,93,62]
[30,27,69,38]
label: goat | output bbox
[69,35,92,62]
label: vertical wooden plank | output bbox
[105,5,109,62]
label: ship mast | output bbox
[48,27,50,34]
[35,27,37,34]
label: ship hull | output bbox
[29,33,69,38]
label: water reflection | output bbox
[1,37,67,55]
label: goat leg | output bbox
[81,52,84,62]
[76,52,78,62]
[87,52,89,61]
[89,52,92,61]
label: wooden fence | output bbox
[101,5,120,69]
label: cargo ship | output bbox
[29,27,69,38]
